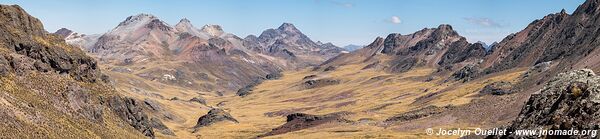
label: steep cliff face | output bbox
[0,4,158,138]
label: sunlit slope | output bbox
[190,62,527,138]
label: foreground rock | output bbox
[492,69,600,138]
[194,108,238,129]
[258,112,353,137]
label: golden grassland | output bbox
[107,61,527,138]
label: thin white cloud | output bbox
[315,0,354,8]
[391,16,401,24]
[463,17,504,28]
[385,16,401,24]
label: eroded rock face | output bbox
[194,108,238,128]
[108,96,155,138]
[495,69,600,138]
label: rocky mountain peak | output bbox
[146,18,172,31]
[179,18,191,23]
[431,24,459,40]
[117,13,157,27]
[175,18,193,28]
[54,28,74,38]
[201,24,224,37]
[277,23,300,33]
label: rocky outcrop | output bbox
[453,64,479,82]
[54,28,73,38]
[480,81,513,95]
[107,96,155,138]
[236,78,263,96]
[384,105,453,123]
[150,117,175,136]
[495,69,600,138]
[258,112,353,137]
[0,5,100,82]
[189,97,207,105]
[303,79,340,89]
[482,0,600,80]
[194,108,238,128]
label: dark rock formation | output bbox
[150,118,175,136]
[107,96,155,138]
[384,105,453,123]
[0,5,100,82]
[189,97,207,105]
[303,79,340,89]
[265,72,282,80]
[54,28,73,38]
[236,79,263,97]
[323,66,337,72]
[259,112,353,137]
[194,108,238,128]
[480,81,513,95]
[494,69,600,138]
[302,75,317,80]
[438,38,486,66]
[453,65,479,82]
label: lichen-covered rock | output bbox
[493,69,600,138]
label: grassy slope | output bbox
[0,73,145,138]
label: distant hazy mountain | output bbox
[243,23,345,68]
[475,41,497,52]
[343,44,364,52]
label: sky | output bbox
[3,0,586,47]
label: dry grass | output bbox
[103,59,528,138]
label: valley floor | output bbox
[107,61,531,138]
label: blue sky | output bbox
[3,0,585,46]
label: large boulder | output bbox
[258,112,353,137]
[480,81,513,95]
[194,108,238,128]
